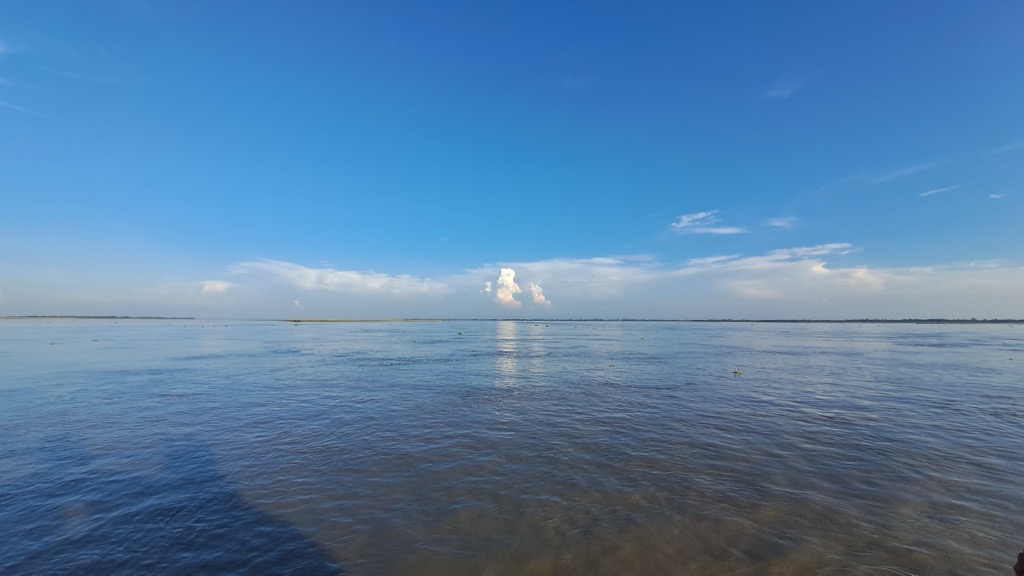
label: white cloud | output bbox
[464,256,660,302]
[980,142,1023,156]
[530,283,551,306]
[182,247,1024,321]
[871,163,937,185]
[687,255,740,266]
[482,281,492,293]
[672,210,716,229]
[6,247,1022,320]
[229,259,449,297]
[0,99,39,116]
[920,185,959,197]
[672,243,854,275]
[199,280,232,294]
[463,245,983,319]
[670,210,746,235]
[765,216,797,229]
[990,194,1006,199]
[494,267,521,307]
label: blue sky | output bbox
[1,1,1022,319]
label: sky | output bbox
[1,1,1022,319]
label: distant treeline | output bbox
[4,316,1020,324]
[2,315,196,320]
[482,318,1024,324]
[690,318,1024,324]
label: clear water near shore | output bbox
[1,319,1022,575]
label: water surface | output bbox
[1,319,1022,575]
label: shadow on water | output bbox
[0,437,344,576]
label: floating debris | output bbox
[733,368,743,376]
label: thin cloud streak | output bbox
[872,163,937,185]
[0,99,41,116]
[760,77,805,100]
[920,185,960,197]
[670,210,746,235]
[980,142,1023,157]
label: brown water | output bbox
[1,319,1022,575]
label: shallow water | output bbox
[1,319,1022,575]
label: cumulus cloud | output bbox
[460,245,924,318]
[199,280,232,294]
[193,250,1024,320]
[670,210,746,235]
[461,256,659,302]
[529,283,551,306]
[494,267,521,307]
[229,259,449,296]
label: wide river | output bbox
[1,319,1021,575]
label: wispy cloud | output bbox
[980,142,1023,157]
[670,210,746,235]
[229,259,449,297]
[760,77,805,101]
[0,99,41,117]
[920,185,960,197]
[124,248,1023,320]
[871,163,937,185]
[456,245,1023,319]
[765,216,797,229]
[674,243,855,275]
[990,194,1006,199]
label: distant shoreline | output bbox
[283,318,445,323]
[1,315,196,320]
[2,316,1020,325]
